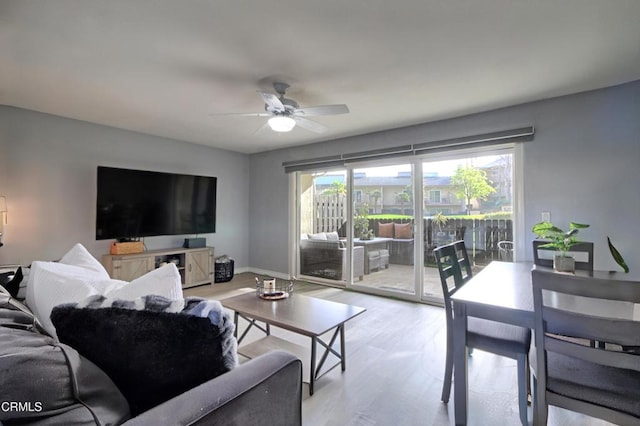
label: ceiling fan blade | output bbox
[208,112,271,117]
[294,104,349,116]
[294,117,328,134]
[257,91,285,112]
[253,121,272,135]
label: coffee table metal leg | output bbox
[233,312,239,338]
[234,313,271,344]
[340,324,346,371]
[310,336,317,395]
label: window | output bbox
[429,190,441,203]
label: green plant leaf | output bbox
[537,242,561,249]
[569,222,590,230]
[607,237,629,273]
[532,222,563,236]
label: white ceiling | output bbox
[1,1,639,154]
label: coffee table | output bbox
[221,292,366,395]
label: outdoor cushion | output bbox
[394,222,413,239]
[308,232,328,240]
[326,231,340,241]
[378,222,394,238]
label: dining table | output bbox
[450,261,638,425]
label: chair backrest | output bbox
[497,240,514,262]
[532,240,594,271]
[434,241,473,321]
[531,269,640,423]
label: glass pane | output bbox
[423,153,514,300]
[298,170,350,285]
[352,164,416,295]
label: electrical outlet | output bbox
[541,211,551,222]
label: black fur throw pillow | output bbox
[0,267,23,298]
[51,304,233,415]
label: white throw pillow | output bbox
[59,243,110,278]
[26,261,103,338]
[108,263,183,302]
[27,244,183,339]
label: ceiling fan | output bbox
[216,82,349,133]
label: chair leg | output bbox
[526,354,531,405]
[532,375,548,426]
[517,353,529,426]
[441,332,454,403]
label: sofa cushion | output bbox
[51,295,237,416]
[378,222,394,238]
[26,243,183,339]
[326,231,340,241]
[308,232,328,240]
[0,297,131,425]
[394,222,413,239]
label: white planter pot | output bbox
[554,255,575,272]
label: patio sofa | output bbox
[374,221,414,265]
[300,232,364,280]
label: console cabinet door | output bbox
[185,249,213,286]
[112,257,155,281]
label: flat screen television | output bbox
[96,166,216,240]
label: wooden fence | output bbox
[314,195,347,233]
[311,199,512,264]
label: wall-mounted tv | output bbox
[96,166,216,241]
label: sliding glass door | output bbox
[351,163,418,296]
[297,169,352,286]
[294,146,517,305]
[422,151,514,302]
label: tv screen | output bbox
[96,166,216,240]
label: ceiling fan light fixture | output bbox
[268,116,296,132]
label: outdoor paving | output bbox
[354,263,444,298]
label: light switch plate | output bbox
[541,211,551,222]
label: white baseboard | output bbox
[227,265,291,280]
[245,267,291,280]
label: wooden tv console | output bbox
[102,246,214,289]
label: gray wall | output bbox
[249,80,640,274]
[1,81,638,275]
[0,107,250,267]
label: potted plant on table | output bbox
[531,221,590,272]
[432,211,449,244]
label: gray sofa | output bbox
[300,239,364,281]
[0,294,303,426]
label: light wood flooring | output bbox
[185,274,614,426]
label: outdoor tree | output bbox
[391,185,412,215]
[322,180,346,197]
[396,189,411,215]
[452,166,496,215]
[370,190,382,213]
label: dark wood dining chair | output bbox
[532,240,594,271]
[434,241,532,425]
[531,269,640,425]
